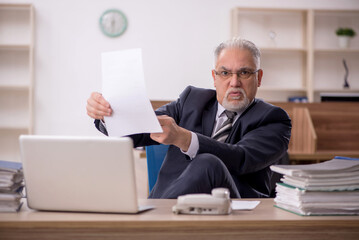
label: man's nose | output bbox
[230,74,241,87]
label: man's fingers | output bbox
[89,92,110,108]
[86,104,104,120]
[87,111,104,120]
[150,133,167,145]
[157,115,173,125]
[94,92,110,107]
[86,106,103,120]
[87,97,111,114]
[86,92,113,120]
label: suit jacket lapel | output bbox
[202,100,218,137]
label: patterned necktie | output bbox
[212,110,237,142]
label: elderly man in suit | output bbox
[86,37,291,199]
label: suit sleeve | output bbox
[196,106,291,176]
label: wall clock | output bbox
[99,9,127,37]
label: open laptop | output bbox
[19,135,153,213]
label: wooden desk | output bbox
[1,199,358,240]
[289,151,359,163]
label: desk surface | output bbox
[289,151,359,162]
[1,198,359,240]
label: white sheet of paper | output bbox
[231,200,260,210]
[102,49,162,137]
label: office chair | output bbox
[145,144,169,192]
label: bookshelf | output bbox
[0,4,34,162]
[312,10,359,101]
[231,8,359,102]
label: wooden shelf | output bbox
[314,88,359,92]
[314,48,359,53]
[259,87,306,92]
[0,44,31,50]
[0,3,34,162]
[0,84,30,90]
[0,3,32,9]
[261,47,307,52]
[0,125,29,131]
[231,8,359,102]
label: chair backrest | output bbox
[145,144,169,192]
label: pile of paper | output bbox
[270,157,359,216]
[0,160,24,212]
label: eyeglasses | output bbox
[214,68,260,80]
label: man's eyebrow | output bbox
[219,66,252,71]
[219,66,230,71]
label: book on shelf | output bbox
[0,160,24,212]
[270,157,359,216]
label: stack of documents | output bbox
[0,160,24,212]
[270,157,359,216]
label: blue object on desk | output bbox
[146,144,169,192]
[334,156,359,161]
[0,160,22,172]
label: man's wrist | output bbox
[177,128,191,152]
[181,132,199,159]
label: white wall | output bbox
[1,0,358,136]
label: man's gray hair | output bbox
[214,37,261,68]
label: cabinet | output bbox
[0,4,34,162]
[231,8,359,102]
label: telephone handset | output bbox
[172,188,232,215]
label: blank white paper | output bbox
[231,200,260,210]
[102,49,162,137]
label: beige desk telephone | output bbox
[172,188,232,215]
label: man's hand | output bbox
[150,115,192,152]
[86,92,112,120]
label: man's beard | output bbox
[222,88,250,112]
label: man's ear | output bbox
[257,69,263,87]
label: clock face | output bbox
[99,9,127,37]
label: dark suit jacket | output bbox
[95,86,291,198]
